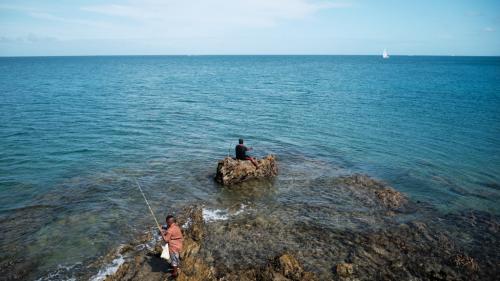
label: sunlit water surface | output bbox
[0,56,499,279]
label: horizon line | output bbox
[1,54,500,58]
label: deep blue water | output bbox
[1,55,499,279]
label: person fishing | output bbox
[135,179,183,279]
[235,138,259,168]
[161,215,184,278]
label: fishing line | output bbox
[135,178,162,232]
[135,178,171,261]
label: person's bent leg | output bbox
[246,157,259,168]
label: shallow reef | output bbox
[98,174,499,281]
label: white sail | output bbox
[382,49,389,59]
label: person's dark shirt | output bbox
[235,144,248,160]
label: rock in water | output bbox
[336,263,354,277]
[215,155,278,185]
[335,174,408,210]
[101,205,318,281]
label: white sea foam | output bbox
[35,263,80,281]
[182,217,192,229]
[203,208,229,222]
[135,228,161,252]
[233,204,247,215]
[90,254,125,281]
[202,204,248,222]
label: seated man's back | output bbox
[235,144,248,160]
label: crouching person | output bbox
[161,215,184,278]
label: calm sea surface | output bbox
[1,56,499,279]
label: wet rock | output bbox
[101,205,319,281]
[102,206,213,281]
[375,188,407,209]
[98,201,499,281]
[219,253,317,281]
[0,258,38,281]
[452,254,479,272]
[119,244,134,255]
[215,155,278,185]
[336,174,386,188]
[176,207,216,281]
[272,253,309,280]
[336,263,354,277]
[336,174,407,210]
[105,262,130,281]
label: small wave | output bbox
[35,263,80,281]
[202,204,247,222]
[90,253,125,281]
[182,217,192,229]
[203,208,229,222]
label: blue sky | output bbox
[0,0,499,56]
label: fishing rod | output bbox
[135,179,162,233]
[135,178,171,261]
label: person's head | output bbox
[166,215,176,226]
[239,138,244,144]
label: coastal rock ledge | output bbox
[102,206,316,281]
[215,155,278,185]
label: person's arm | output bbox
[162,229,172,243]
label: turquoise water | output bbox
[1,55,499,279]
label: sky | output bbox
[0,0,499,56]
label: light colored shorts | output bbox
[170,251,180,267]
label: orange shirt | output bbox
[162,223,183,253]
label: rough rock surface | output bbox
[336,174,407,210]
[336,263,354,277]
[215,155,278,185]
[95,174,499,281]
[103,206,316,281]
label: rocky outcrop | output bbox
[452,254,479,272]
[102,205,316,281]
[96,173,499,281]
[336,263,354,277]
[176,207,216,281]
[336,174,407,210]
[176,207,317,281]
[215,155,278,185]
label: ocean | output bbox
[1,55,499,280]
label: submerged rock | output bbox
[100,206,212,281]
[374,188,407,210]
[336,174,407,210]
[336,263,354,277]
[215,252,318,281]
[452,254,480,272]
[215,155,278,185]
[101,205,315,281]
[95,172,498,281]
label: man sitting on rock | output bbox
[235,138,259,168]
[161,215,183,278]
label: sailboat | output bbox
[382,49,389,59]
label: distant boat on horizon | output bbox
[382,49,389,59]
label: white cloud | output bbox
[483,27,495,32]
[1,0,352,54]
[81,0,348,36]
[0,33,58,44]
[28,12,110,28]
[1,1,349,40]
